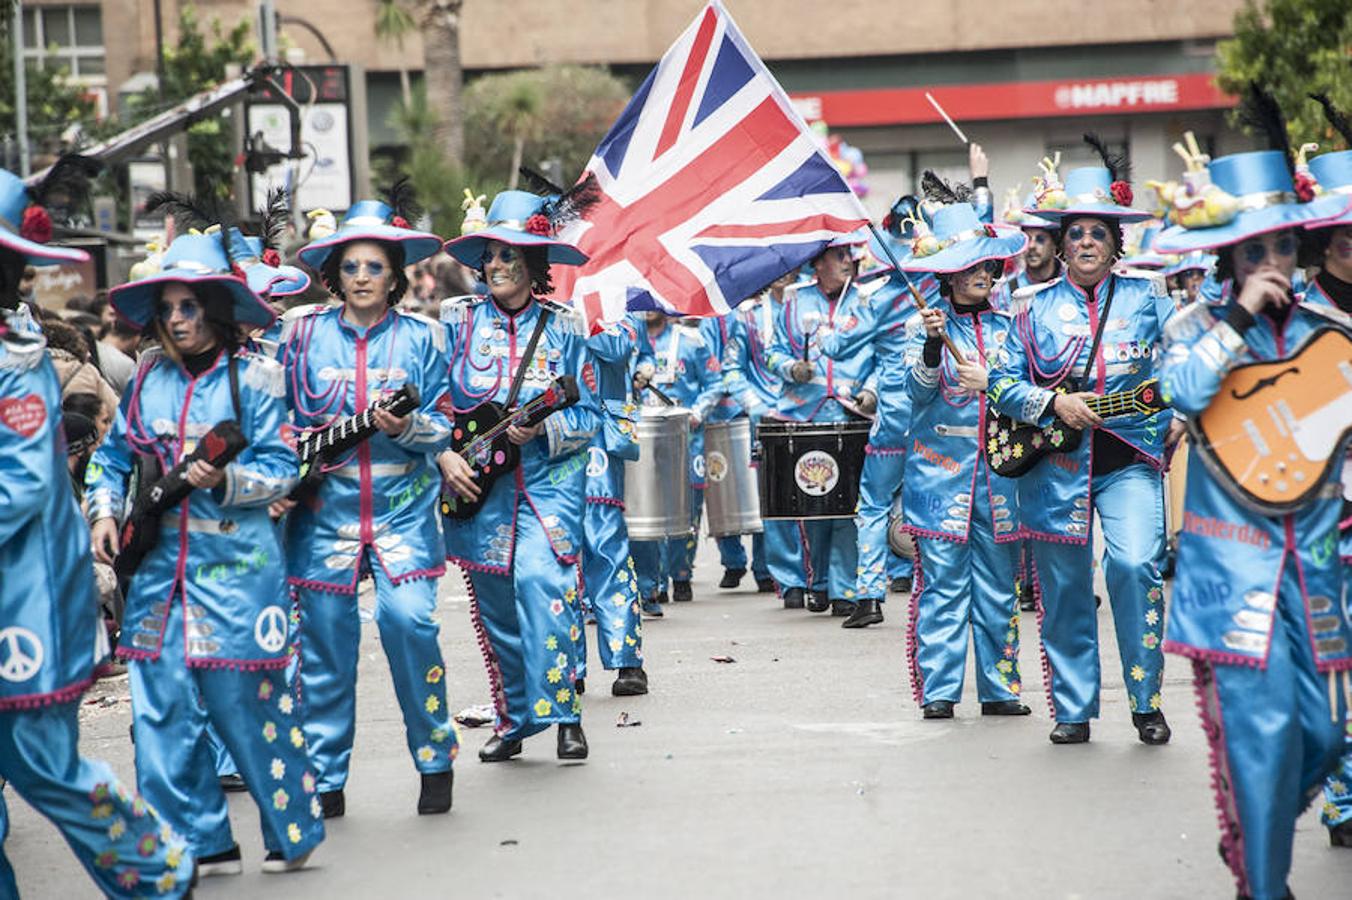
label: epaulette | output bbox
[278,302,331,344]
[857,276,890,299]
[1162,298,1223,347]
[397,309,446,353]
[0,326,46,371]
[439,293,485,326]
[539,298,586,335]
[1008,278,1058,315]
[132,345,165,381]
[234,348,286,398]
[1116,267,1168,297]
[1297,299,1352,331]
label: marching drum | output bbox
[756,419,870,520]
[886,495,915,560]
[623,406,692,540]
[703,418,762,537]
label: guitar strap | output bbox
[1073,274,1117,392]
[503,303,553,410]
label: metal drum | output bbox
[756,419,871,520]
[623,406,692,540]
[886,496,915,560]
[703,418,762,537]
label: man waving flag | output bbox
[550,0,871,332]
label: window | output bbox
[21,5,105,80]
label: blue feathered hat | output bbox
[298,178,444,270]
[0,156,100,265]
[442,184,592,268]
[1023,134,1152,224]
[110,231,276,331]
[899,203,1027,275]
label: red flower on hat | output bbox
[881,212,896,232]
[261,248,281,267]
[391,215,410,229]
[20,206,52,244]
[983,224,997,237]
[1293,171,1317,203]
[1110,181,1133,207]
[525,213,553,236]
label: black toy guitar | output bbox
[986,379,1166,478]
[439,375,580,520]
[288,383,421,505]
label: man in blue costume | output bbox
[987,136,1178,746]
[439,188,599,762]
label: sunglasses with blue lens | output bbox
[340,260,387,278]
[1065,224,1110,244]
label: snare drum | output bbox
[704,418,762,536]
[756,419,870,520]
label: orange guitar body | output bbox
[1188,328,1352,515]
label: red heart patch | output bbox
[581,362,597,392]
[0,394,46,438]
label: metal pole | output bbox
[259,0,277,62]
[152,0,165,97]
[12,0,30,176]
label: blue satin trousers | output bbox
[128,597,324,861]
[1192,576,1347,900]
[713,532,768,580]
[1030,463,1167,722]
[803,519,859,600]
[908,472,1022,706]
[580,498,643,672]
[633,486,702,596]
[762,520,806,591]
[0,702,195,898]
[297,554,454,794]
[1323,728,1352,829]
[855,450,905,602]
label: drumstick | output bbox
[645,383,677,406]
[866,224,970,364]
[926,92,970,145]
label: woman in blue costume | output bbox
[0,161,195,897]
[987,136,1178,746]
[281,183,456,818]
[899,188,1031,719]
[439,188,599,762]
[87,226,324,876]
[1151,86,1352,899]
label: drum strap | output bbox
[503,302,552,410]
[1073,274,1116,391]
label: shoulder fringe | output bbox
[397,309,446,353]
[539,299,586,335]
[439,293,485,326]
[0,330,47,371]
[278,302,331,345]
[1117,267,1168,297]
[236,349,286,398]
[1007,278,1057,315]
[1161,298,1222,348]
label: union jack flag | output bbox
[551,0,870,333]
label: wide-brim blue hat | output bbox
[443,190,587,267]
[233,232,310,298]
[1121,221,1171,269]
[1004,192,1057,231]
[110,233,276,331]
[900,203,1027,275]
[0,168,90,266]
[1308,149,1352,229]
[1155,150,1352,253]
[1162,251,1214,279]
[298,200,444,270]
[1024,166,1152,224]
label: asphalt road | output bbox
[8,537,1349,899]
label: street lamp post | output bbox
[11,0,29,175]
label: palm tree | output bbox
[496,78,544,189]
[421,0,465,169]
[374,0,418,108]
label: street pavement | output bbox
[9,537,1350,899]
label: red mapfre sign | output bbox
[790,72,1233,128]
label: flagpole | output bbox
[866,223,967,362]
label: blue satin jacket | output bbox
[904,299,1020,543]
[87,346,297,667]
[440,295,598,572]
[699,315,742,424]
[1,320,102,708]
[987,271,1175,542]
[643,320,719,488]
[1159,295,1352,671]
[722,293,787,424]
[278,305,452,592]
[583,315,652,501]
[765,281,876,422]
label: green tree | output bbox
[0,23,97,160]
[1217,0,1352,150]
[375,0,418,108]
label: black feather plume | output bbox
[31,154,102,208]
[518,166,566,197]
[919,170,971,205]
[259,186,290,252]
[1237,83,1293,173]
[1082,132,1131,185]
[544,173,601,229]
[381,176,423,225]
[1311,93,1352,147]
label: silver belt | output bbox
[935,424,979,439]
[334,460,418,479]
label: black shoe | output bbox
[1095,594,1103,609]
[197,844,243,878]
[261,849,313,873]
[756,577,776,593]
[806,591,830,613]
[922,700,955,719]
[218,773,247,793]
[672,581,693,602]
[1330,820,1352,848]
[641,596,664,617]
[1132,711,1172,745]
[718,568,746,589]
[557,723,589,760]
[478,735,523,762]
[656,589,670,604]
[888,577,912,594]
[611,667,648,696]
[830,598,855,618]
[782,587,805,609]
[841,599,883,628]
[319,789,345,819]
[575,677,585,696]
[981,700,1032,716]
[417,771,453,815]
[1015,580,1036,612]
[1049,722,1091,744]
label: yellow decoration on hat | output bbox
[906,215,943,258]
[307,208,337,240]
[460,188,488,235]
[1032,153,1068,210]
[1148,131,1240,230]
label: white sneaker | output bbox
[261,849,313,874]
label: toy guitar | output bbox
[986,379,1166,478]
[288,384,421,505]
[1187,327,1352,515]
[439,375,581,520]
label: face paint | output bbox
[1232,229,1298,284]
